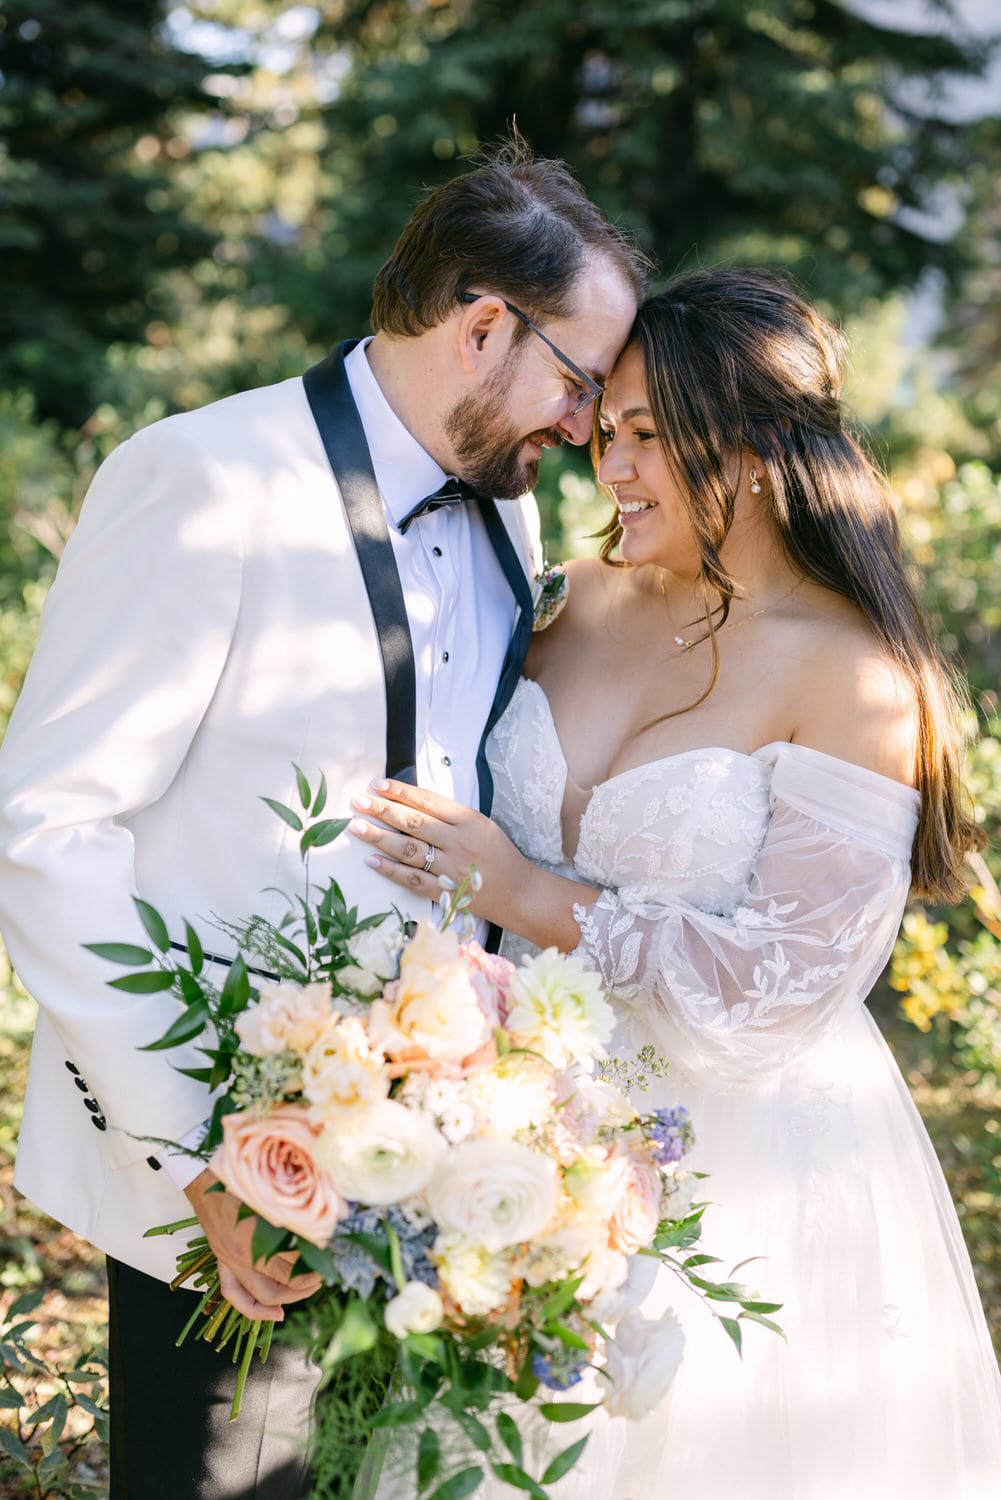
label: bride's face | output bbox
[596,343,701,574]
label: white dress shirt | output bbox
[344,339,516,812]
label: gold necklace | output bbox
[660,574,803,655]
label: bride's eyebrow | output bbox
[621,405,653,421]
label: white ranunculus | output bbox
[335,916,403,998]
[433,1232,513,1317]
[505,949,614,1068]
[602,1309,685,1419]
[427,1138,557,1252]
[314,1099,443,1205]
[301,1015,388,1121]
[383,1280,444,1339]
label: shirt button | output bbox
[442,651,449,663]
[432,546,443,558]
[441,755,451,767]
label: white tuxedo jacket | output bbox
[0,369,539,1280]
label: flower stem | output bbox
[231,1320,262,1420]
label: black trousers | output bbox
[107,1257,322,1500]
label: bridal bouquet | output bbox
[88,770,780,1499]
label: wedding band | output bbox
[422,843,438,873]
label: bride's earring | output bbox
[749,466,762,495]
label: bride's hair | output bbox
[594,265,981,904]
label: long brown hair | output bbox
[594,266,981,904]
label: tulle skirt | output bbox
[494,1004,1001,1500]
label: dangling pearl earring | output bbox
[749,466,762,495]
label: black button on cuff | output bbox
[441,755,451,767]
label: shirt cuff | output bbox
[154,1120,209,1191]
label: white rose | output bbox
[336,916,403,997]
[368,923,488,1063]
[427,1139,557,1252]
[505,949,614,1069]
[588,1251,659,1325]
[235,980,333,1057]
[433,1232,513,1317]
[384,1280,444,1339]
[314,1099,443,1205]
[602,1309,685,1419]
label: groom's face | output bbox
[445,256,637,499]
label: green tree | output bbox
[247,0,995,340]
[0,0,238,425]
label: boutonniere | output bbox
[531,563,569,632]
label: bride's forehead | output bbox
[602,343,648,415]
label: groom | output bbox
[0,141,642,1497]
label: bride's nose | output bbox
[597,438,634,490]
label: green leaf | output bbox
[218,955,250,1018]
[7,1290,44,1320]
[185,921,204,975]
[311,773,328,818]
[293,1240,336,1282]
[489,1463,547,1497]
[84,941,154,965]
[0,1427,30,1467]
[495,1411,523,1466]
[538,1401,599,1423]
[0,1385,22,1409]
[140,1001,209,1051]
[318,1299,377,1374]
[300,817,349,854]
[427,1468,483,1500]
[73,1392,107,1422]
[367,1399,425,1429]
[417,1426,441,1491]
[109,970,175,994]
[134,897,170,953]
[251,1217,290,1266]
[682,1253,721,1270]
[719,1316,742,1355]
[261,796,303,832]
[737,1299,784,1316]
[542,1434,589,1485]
[341,1230,393,1274]
[177,970,206,1006]
[739,1310,785,1338]
[293,763,312,808]
[452,1409,491,1453]
[175,1065,213,1083]
[538,1274,584,1321]
[550,1322,589,1351]
[202,1093,236,1153]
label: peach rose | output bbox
[608,1150,663,1256]
[211,1105,345,1247]
[368,923,488,1065]
[460,940,515,1029]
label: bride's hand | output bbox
[346,778,530,924]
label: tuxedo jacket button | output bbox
[83,1097,100,1113]
[146,1156,162,1171]
[90,1115,107,1131]
[64,1060,80,1075]
[74,1076,90,1092]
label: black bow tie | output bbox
[397,477,482,534]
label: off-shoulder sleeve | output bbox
[572,743,919,1084]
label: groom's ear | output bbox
[456,294,514,374]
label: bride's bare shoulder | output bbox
[526,557,622,670]
[790,604,920,787]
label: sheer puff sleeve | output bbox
[572,742,920,1085]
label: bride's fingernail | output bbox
[370,778,390,791]
[351,796,371,810]
[348,818,369,835]
[365,856,381,870]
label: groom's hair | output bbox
[371,135,648,336]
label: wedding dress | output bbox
[480,674,1001,1500]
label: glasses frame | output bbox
[458,290,604,418]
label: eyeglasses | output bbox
[458,290,604,418]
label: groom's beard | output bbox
[445,361,563,499]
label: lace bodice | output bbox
[486,677,920,1085]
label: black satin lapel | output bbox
[302,343,418,785]
[475,496,534,813]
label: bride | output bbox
[348,267,1001,1497]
